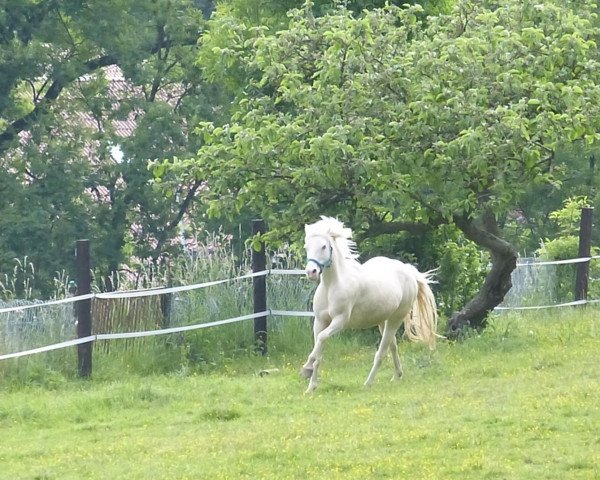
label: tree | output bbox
[502,142,600,254]
[160,0,600,333]
[0,0,219,295]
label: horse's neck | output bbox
[321,244,359,286]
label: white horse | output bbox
[301,216,439,393]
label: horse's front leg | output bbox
[300,315,327,379]
[302,318,345,394]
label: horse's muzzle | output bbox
[305,264,321,282]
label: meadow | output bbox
[0,308,598,480]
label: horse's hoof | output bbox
[300,367,313,379]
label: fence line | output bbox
[0,271,275,315]
[1,256,599,362]
[0,294,95,315]
[0,267,310,361]
[0,309,311,362]
[516,255,600,267]
[3,257,598,317]
[0,269,308,316]
[494,298,600,311]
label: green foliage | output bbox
[198,0,454,96]
[435,232,489,317]
[547,196,592,237]
[162,0,600,254]
[0,0,222,297]
[502,141,600,255]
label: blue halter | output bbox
[306,242,333,272]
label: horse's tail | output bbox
[405,269,439,350]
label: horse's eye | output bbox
[321,245,326,250]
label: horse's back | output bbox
[363,256,419,283]
[346,256,420,328]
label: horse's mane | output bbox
[305,216,359,261]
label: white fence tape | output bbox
[95,311,270,340]
[270,309,315,317]
[95,270,271,299]
[270,269,306,275]
[0,294,94,315]
[494,300,587,311]
[0,310,302,361]
[0,336,96,361]
[516,255,600,267]
[495,298,600,311]
[1,262,599,361]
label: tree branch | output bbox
[0,17,200,153]
[0,54,118,153]
[452,213,514,257]
[166,180,203,230]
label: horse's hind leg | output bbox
[374,322,403,381]
[389,334,403,380]
[365,323,397,387]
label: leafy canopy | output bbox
[0,0,214,296]
[161,0,600,247]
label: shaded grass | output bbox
[0,308,598,479]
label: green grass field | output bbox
[0,309,598,480]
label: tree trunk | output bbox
[447,213,517,336]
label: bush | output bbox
[433,227,489,317]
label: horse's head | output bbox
[304,217,358,281]
[304,234,333,282]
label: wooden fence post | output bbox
[575,207,594,302]
[160,266,173,328]
[252,219,267,355]
[76,239,93,377]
